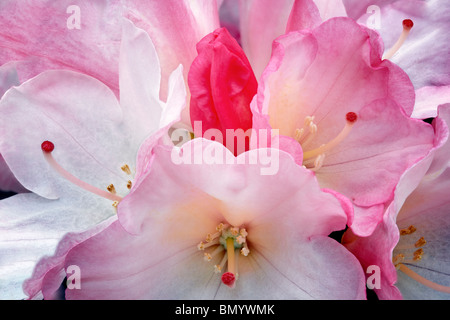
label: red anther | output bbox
[41,140,55,153]
[221,272,236,287]
[346,112,358,123]
[403,19,414,30]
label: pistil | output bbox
[302,112,358,161]
[41,141,123,202]
[383,19,414,60]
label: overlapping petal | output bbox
[343,103,450,299]
[252,17,434,236]
[0,0,123,95]
[344,0,450,89]
[0,19,186,299]
[26,139,366,299]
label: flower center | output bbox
[393,225,450,294]
[383,19,414,60]
[295,112,358,171]
[41,140,133,207]
[197,223,250,288]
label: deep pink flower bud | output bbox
[188,27,257,155]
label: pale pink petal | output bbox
[0,0,123,95]
[342,208,403,300]
[32,139,362,299]
[123,0,220,126]
[238,0,296,80]
[313,0,347,20]
[23,215,116,300]
[285,0,322,32]
[0,154,27,193]
[119,18,163,134]
[120,139,350,235]
[346,0,450,89]
[255,18,433,236]
[343,107,449,299]
[0,62,20,98]
[0,70,135,199]
[0,193,116,299]
[412,86,450,119]
[316,99,434,209]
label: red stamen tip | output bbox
[403,19,414,30]
[221,272,236,288]
[41,140,55,153]
[346,112,358,123]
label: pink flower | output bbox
[188,27,257,155]
[251,16,435,237]
[343,103,450,299]
[344,0,450,89]
[0,0,220,192]
[24,139,366,299]
[0,19,186,299]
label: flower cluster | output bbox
[0,0,449,300]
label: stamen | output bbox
[127,180,132,190]
[234,248,240,280]
[121,164,131,175]
[204,246,224,262]
[295,128,304,142]
[413,248,424,261]
[309,153,325,172]
[415,237,426,248]
[241,242,250,256]
[206,231,221,243]
[400,225,417,235]
[230,227,239,236]
[295,116,318,148]
[300,122,318,148]
[302,112,357,161]
[197,238,220,251]
[393,253,405,267]
[398,264,450,294]
[107,184,116,194]
[215,252,228,274]
[199,224,249,288]
[41,141,123,202]
[383,19,414,60]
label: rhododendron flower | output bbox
[0,0,220,192]
[344,0,450,89]
[343,103,450,299]
[24,139,366,300]
[188,27,257,155]
[0,19,186,299]
[251,16,435,237]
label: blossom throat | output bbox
[41,140,130,205]
[296,112,358,171]
[393,225,450,294]
[197,223,250,288]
